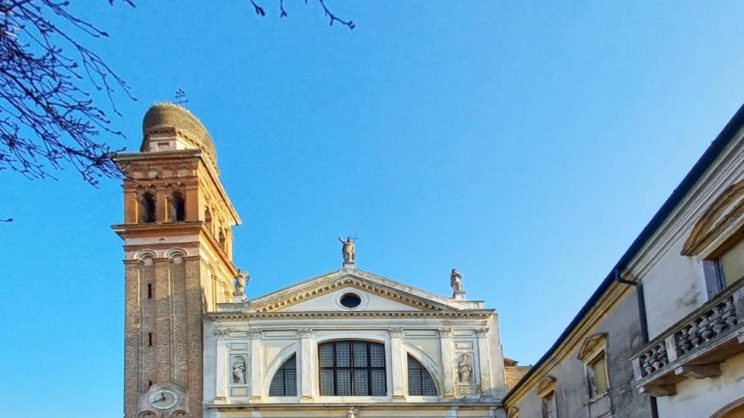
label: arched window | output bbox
[269,354,297,396]
[407,355,437,396]
[318,341,386,396]
[169,191,186,221]
[204,208,213,231]
[219,230,226,250]
[139,192,156,223]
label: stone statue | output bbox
[458,354,472,383]
[232,357,246,384]
[339,236,356,265]
[234,270,249,302]
[450,268,465,297]
[347,407,359,418]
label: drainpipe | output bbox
[614,269,659,418]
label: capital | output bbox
[388,328,404,338]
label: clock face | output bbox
[148,389,178,410]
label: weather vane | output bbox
[175,88,189,106]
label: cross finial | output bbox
[174,88,189,106]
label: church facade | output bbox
[114,104,508,418]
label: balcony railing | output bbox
[630,279,744,396]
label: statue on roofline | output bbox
[234,270,249,301]
[450,268,465,297]
[339,236,356,265]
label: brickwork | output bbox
[114,103,240,418]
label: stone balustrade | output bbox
[630,279,744,396]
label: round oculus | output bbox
[148,389,179,410]
[340,293,362,308]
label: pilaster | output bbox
[249,329,262,401]
[214,329,228,402]
[476,328,492,397]
[439,328,455,399]
[389,328,405,400]
[299,328,314,401]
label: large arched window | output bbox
[269,354,297,396]
[139,192,156,223]
[318,341,386,396]
[407,355,437,396]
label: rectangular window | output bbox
[541,392,557,418]
[587,351,608,397]
[718,238,744,288]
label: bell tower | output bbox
[113,103,241,418]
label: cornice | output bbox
[504,281,633,405]
[624,137,744,278]
[251,276,449,313]
[207,310,495,321]
[248,271,477,314]
[114,150,241,225]
[205,401,502,410]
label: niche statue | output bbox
[232,357,246,384]
[458,354,473,383]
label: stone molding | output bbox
[388,328,404,337]
[251,277,448,313]
[536,375,556,398]
[683,179,744,256]
[212,328,231,339]
[209,311,493,321]
[577,333,607,362]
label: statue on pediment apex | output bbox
[339,236,356,265]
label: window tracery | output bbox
[269,354,297,396]
[407,354,437,396]
[319,341,386,396]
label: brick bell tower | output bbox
[113,103,241,418]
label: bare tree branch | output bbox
[0,0,353,187]
[250,0,355,30]
[0,0,135,185]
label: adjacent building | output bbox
[504,105,744,418]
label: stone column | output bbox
[439,328,455,399]
[213,329,229,402]
[299,328,314,401]
[389,328,405,400]
[249,329,262,400]
[476,328,492,397]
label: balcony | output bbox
[630,280,744,396]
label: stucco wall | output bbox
[656,352,744,418]
[510,291,652,418]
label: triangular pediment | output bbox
[246,269,463,313]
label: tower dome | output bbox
[141,103,218,168]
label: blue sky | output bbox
[2,1,744,417]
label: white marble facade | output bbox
[203,268,506,418]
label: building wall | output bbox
[625,135,744,417]
[504,366,530,391]
[203,307,506,417]
[507,290,652,418]
[656,352,744,418]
